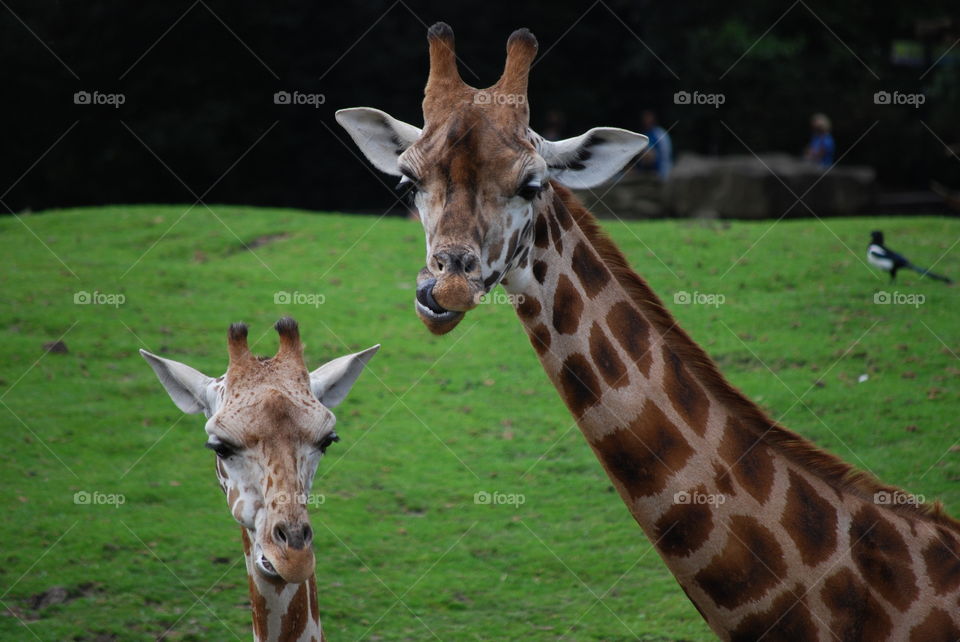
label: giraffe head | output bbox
[140,318,379,584]
[337,23,648,335]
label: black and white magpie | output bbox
[867,230,952,283]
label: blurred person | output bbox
[803,113,835,168]
[638,109,672,179]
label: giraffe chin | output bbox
[254,540,315,585]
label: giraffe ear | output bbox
[140,349,218,416]
[309,344,380,408]
[540,127,649,189]
[335,108,421,176]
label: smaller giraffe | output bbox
[141,317,379,642]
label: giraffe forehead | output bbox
[409,112,539,185]
[212,387,332,444]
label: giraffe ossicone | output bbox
[338,23,960,639]
[141,316,379,642]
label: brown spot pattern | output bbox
[558,353,601,418]
[279,581,310,640]
[533,214,549,249]
[547,212,563,254]
[923,527,960,595]
[554,201,573,230]
[528,323,551,356]
[730,585,815,642]
[532,260,548,284]
[694,515,786,610]
[655,487,714,558]
[780,470,838,567]
[909,608,960,642]
[589,322,629,389]
[606,301,652,376]
[719,417,775,504]
[849,504,919,611]
[662,346,709,436]
[571,241,610,298]
[593,401,693,497]
[552,275,583,335]
[516,295,541,321]
[819,567,892,640]
[713,462,736,496]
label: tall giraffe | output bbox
[140,317,379,641]
[337,23,960,640]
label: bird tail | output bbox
[909,263,953,284]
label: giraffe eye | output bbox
[395,175,419,203]
[317,431,340,453]
[517,180,542,201]
[205,440,238,459]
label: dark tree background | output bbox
[2,0,958,214]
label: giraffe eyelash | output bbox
[205,439,240,459]
[316,431,340,453]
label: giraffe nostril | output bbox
[273,524,288,545]
[302,524,313,544]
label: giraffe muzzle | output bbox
[255,537,316,584]
[414,270,467,335]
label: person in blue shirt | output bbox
[804,113,835,168]
[639,109,673,180]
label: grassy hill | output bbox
[1,205,958,641]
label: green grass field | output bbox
[1,205,958,641]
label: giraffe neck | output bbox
[501,184,960,638]
[241,529,323,642]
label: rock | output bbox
[662,153,876,219]
[28,586,68,610]
[42,340,68,354]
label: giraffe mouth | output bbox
[254,542,280,578]
[416,278,460,319]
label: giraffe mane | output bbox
[553,183,960,532]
